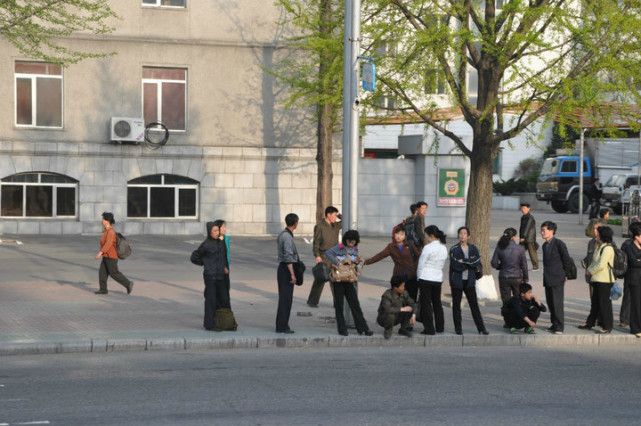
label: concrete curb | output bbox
[1,333,639,356]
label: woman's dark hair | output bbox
[285,213,299,227]
[497,227,518,250]
[457,226,470,236]
[213,219,225,229]
[394,225,406,235]
[101,211,115,225]
[390,275,406,288]
[342,229,360,246]
[425,225,446,244]
[596,225,613,244]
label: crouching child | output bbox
[502,283,547,334]
[377,275,417,339]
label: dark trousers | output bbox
[589,200,601,219]
[451,280,486,333]
[524,242,539,269]
[545,285,564,332]
[418,279,444,335]
[307,277,334,305]
[592,281,614,331]
[276,263,294,332]
[216,274,231,310]
[620,281,631,324]
[499,277,521,306]
[629,284,641,334]
[203,275,229,329]
[405,278,419,303]
[98,257,131,291]
[585,282,603,327]
[332,281,369,334]
[504,304,542,329]
[377,311,413,330]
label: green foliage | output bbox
[607,218,622,226]
[513,157,542,179]
[0,0,118,65]
[493,177,537,195]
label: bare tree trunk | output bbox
[316,103,334,222]
[466,137,495,274]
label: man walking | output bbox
[519,203,539,271]
[541,221,571,334]
[306,206,342,308]
[276,213,299,334]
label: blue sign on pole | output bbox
[362,61,375,92]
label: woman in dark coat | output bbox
[622,222,641,337]
[191,221,230,331]
[364,225,421,302]
[491,227,529,306]
[449,226,488,335]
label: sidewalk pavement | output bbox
[0,209,639,356]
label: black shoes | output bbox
[455,329,463,335]
[577,324,592,330]
[277,329,295,334]
[359,330,374,336]
[307,302,319,308]
[94,290,108,295]
[479,329,489,335]
[398,328,413,338]
[127,281,134,295]
[339,330,349,336]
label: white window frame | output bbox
[142,67,187,131]
[14,64,63,128]
[127,174,198,219]
[0,173,77,218]
[142,0,186,9]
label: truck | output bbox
[536,138,640,214]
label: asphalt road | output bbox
[2,346,641,425]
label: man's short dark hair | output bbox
[285,213,299,227]
[599,208,609,219]
[519,283,532,294]
[324,206,339,216]
[597,225,614,244]
[101,211,115,224]
[416,201,427,209]
[390,275,405,288]
[629,221,641,237]
[520,203,530,208]
[541,221,557,234]
[409,204,418,215]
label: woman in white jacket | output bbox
[417,225,448,335]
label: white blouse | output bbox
[417,240,448,282]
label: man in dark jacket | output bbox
[377,275,417,339]
[191,221,230,331]
[306,206,342,307]
[503,283,547,333]
[541,221,571,334]
[519,203,539,271]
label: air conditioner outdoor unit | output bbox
[111,117,145,143]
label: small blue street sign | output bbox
[362,61,375,92]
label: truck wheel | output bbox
[569,193,589,213]
[551,200,569,213]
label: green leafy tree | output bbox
[362,0,641,269]
[272,0,344,222]
[0,0,118,65]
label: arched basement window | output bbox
[1,172,77,217]
[127,174,198,218]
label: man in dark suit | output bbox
[541,221,571,334]
[520,203,539,271]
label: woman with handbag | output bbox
[491,227,529,308]
[449,226,489,335]
[416,225,448,335]
[364,225,421,302]
[581,225,616,333]
[325,230,374,337]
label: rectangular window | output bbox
[15,62,63,128]
[1,186,23,217]
[178,188,196,216]
[25,186,53,217]
[143,0,186,7]
[127,187,148,218]
[56,187,76,216]
[143,67,187,130]
[150,187,175,217]
[425,70,446,95]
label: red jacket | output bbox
[100,227,118,259]
[365,241,421,280]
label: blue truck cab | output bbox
[536,155,593,213]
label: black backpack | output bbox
[393,217,420,247]
[602,243,628,279]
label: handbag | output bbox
[293,260,306,286]
[215,308,238,331]
[473,262,483,280]
[312,262,330,282]
[330,257,358,283]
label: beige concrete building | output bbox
[0,0,337,236]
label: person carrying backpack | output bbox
[94,212,134,295]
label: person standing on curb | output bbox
[519,203,539,271]
[306,206,341,308]
[621,222,641,338]
[416,225,448,335]
[491,227,529,310]
[415,201,428,247]
[190,222,230,331]
[94,212,133,295]
[275,213,300,334]
[541,221,571,334]
[584,225,616,334]
[216,219,232,308]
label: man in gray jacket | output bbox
[377,275,417,339]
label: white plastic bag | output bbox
[476,275,499,300]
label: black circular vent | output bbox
[114,120,131,137]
